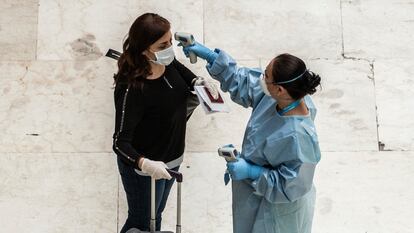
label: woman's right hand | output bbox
[180,41,218,64]
[140,158,172,180]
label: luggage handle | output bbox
[150,170,183,233]
[167,169,182,233]
[166,169,183,183]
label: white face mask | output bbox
[149,45,175,66]
[260,73,272,96]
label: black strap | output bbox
[105,49,121,60]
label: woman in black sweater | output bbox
[113,13,218,233]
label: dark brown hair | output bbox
[271,53,321,99]
[114,13,170,88]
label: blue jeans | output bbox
[117,156,178,233]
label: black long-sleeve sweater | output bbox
[112,59,196,169]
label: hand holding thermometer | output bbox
[218,146,238,185]
[174,32,197,63]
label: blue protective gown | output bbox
[206,50,321,233]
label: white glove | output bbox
[193,77,220,100]
[140,158,172,180]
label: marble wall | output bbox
[1,0,414,232]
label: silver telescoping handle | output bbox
[150,178,156,233]
[149,170,183,233]
[176,182,182,233]
[166,169,183,233]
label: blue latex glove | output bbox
[227,157,264,181]
[179,41,218,64]
[222,144,235,148]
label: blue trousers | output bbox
[117,156,178,233]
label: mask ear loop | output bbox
[144,48,158,63]
[275,69,308,85]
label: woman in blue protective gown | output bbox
[181,42,322,233]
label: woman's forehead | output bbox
[152,31,172,46]
[159,31,172,42]
[265,60,274,76]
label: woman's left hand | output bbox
[227,157,263,181]
[193,77,220,99]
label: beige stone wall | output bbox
[1,1,414,232]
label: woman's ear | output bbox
[276,85,288,97]
[143,48,157,60]
[142,49,153,60]
[273,85,281,94]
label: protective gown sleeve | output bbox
[251,132,321,204]
[206,49,265,109]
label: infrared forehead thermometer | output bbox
[174,32,197,64]
[218,147,238,162]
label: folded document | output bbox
[194,86,230,114]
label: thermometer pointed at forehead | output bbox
[174,32,197,63]
[174,32,195,46]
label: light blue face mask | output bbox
[275,69,308,85]
[149,45,175,66]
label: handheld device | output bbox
[174,32,197,64]
[218,146,238,162]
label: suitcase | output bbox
[126,169,183,233]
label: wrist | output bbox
[137,157,145,169]
[249,165,264,180]
[206,51,218,64]
[191,76,203,86]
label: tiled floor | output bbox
[1,0,413,232]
